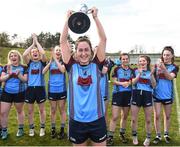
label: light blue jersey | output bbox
[133,68,153,92]
[112,66,133,93]
[3,65,27,94]
[48,60,66,93]
[154,64,179,100]
[27,60,46,86]
[66,56,105,122]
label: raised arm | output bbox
[91,7,107,62]
[53,58,66,73]
[52,49,66,73]
[160,62,176,80]
[33,34,47,62]
[150,65,156,88]
[42,60,51,75]
[23,36,35,64]
[60,10,72,64]
[132,69,142,85]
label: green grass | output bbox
[0,47,180,146]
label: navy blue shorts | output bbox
[48,91,67,101]
[1,90,25,103]
[25,86,46,104]
[131,90,153,107]
[69,117,107,144]
[112,91,131,107]
[153,96,173,105]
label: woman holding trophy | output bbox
[60,6,107,146]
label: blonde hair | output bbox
[7,50,23,65]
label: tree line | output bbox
[0,32,74,49]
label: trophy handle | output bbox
[68,4,91,34]
[87,9,92,14]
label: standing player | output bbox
[107,53,133,145]
[131,55,156,146]
[153,46,179,144]
[43,46,67,139]
[1,50,27,139]
[60,7,107,146]
[23,33,47,137]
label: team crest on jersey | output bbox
[52,62,57,68]
[33,62,40,68]
[124,72,127,76]
[83,70,87,75]
[142,72,146,76]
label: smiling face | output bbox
[9,52,20,66]
[138,57,148,70]
[30,48,40,61]
[162,50,173,64]
[121,55,129,67]
[76,41,92,65]
[54,46,61,59]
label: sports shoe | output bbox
[107,137,114,146]
[132,136,138,145]
[39,128,45,137]
[120,133,128,143]
[16,129,24,137]
[51,129,56,138]
[29,129,35,137]
[164,135,171,144]
[57,130,65,139]
[153,136,162,144]
[1,131,8,140]
[143,138,150,146]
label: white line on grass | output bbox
[174,79,180,134]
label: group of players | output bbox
[0,7,179,146]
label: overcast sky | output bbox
[0,0,180,56]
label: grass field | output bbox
[0,47,180,146]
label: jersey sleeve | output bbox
[132,68,137,78]
[2,65,7,73]
[112,66,119,78]
[40,60,47,67]
[64,56,76,72]
[172,64,179,78]
[23,65,28,74]
[27,60,32,68]
[92,55,105,71]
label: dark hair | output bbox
[120,53,129,60]
[161,46,174,63]
[139,55,151,71]
[75,36,92,51]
